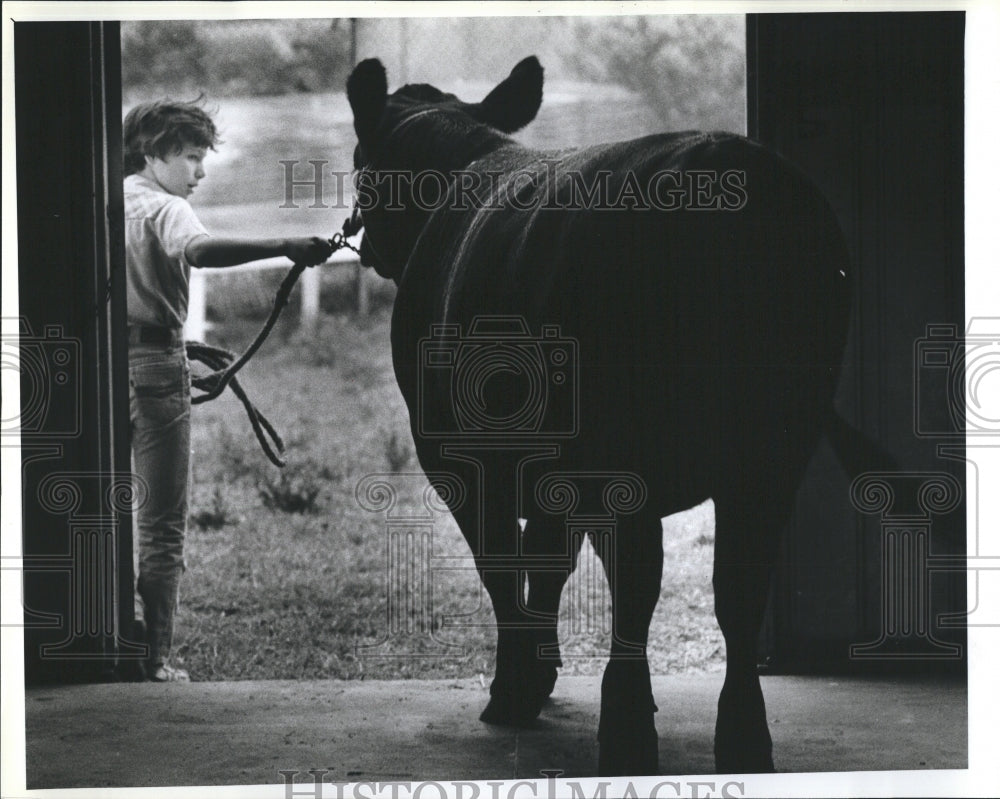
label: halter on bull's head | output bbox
[346,56,544,282]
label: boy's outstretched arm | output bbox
[185,235,333,268]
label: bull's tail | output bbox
[823,409,899,477]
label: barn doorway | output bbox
[12,11,967,688]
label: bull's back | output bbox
[416,130,848,339]
[396,131,851,510]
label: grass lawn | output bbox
[173,272,724,682]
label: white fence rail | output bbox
[184,247,363,342]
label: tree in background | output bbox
[121,16,745,134]
[122,19,352,100]
[121,20,208,96]
[564,15,745,132]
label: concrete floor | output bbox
[21,673,966,791]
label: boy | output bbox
[124,99,333,681]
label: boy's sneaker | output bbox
[149,663,190,682]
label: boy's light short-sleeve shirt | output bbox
[125,173,209,329]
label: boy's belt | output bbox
[127,326,183,346]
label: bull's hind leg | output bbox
[478,563,570,727]
[437,452,568,727]
[477,518,579,726]
[593,514,664,777]
[478,564,535,726]
[434,451,531,727]
[521,516,583,705]
[461,510,568,727]
[711,490,789,774]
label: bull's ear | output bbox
[472,56,543,133]
[347,59,388,143]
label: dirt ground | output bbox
[19,673,968,794]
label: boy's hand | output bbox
[285,236,334,267]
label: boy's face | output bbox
[144,143,207,199]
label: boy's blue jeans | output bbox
[129,342,191,671]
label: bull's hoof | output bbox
[715,682,775,773]
[480,655,559,727]
[714,752,776,775]
[714,739,775,774]
[598,728,659,777]
[479,692,545,727]
[714,723,775,773]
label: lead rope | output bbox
[187,217,363,467]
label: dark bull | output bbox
[346,55,860,776]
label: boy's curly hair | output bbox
[123,97,221,176]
